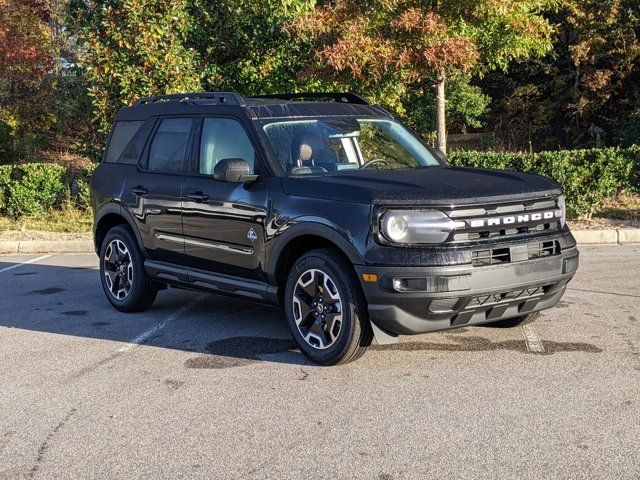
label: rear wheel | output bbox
[284,249,372,365]
[99,225,157,312]
[485,312,540,328]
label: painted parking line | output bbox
[0,254,53,274]
[521,323,545,353]
[116,295,205,353]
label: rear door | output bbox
[181,116,270,280]
[121,116,195,264]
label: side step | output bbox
[144,260,279,304]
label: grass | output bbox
[0,206,92,233]
[595,191,640,221]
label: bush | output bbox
[72,162,98,209]
[2,163,69,218]
[0,162,99,219]
[0,164,11,213]
[449,147,639,218]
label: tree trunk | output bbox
[435,72,447,154]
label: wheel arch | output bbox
[268,221,364,303]
[93,203,146,256]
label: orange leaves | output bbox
[0,0,54,84]
[317,23,396,80]
[390,8,444,36]
[289,0,481,83]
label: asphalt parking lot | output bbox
[0,245,639,479]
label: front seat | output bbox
[290,132,327,175]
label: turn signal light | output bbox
[362,273,378,283]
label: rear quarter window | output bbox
[104,121,144,163]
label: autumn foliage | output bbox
[0,0,53,84]
[289,0,555,110]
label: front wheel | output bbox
[99,225,157,312]
[484,312,541,328]
[284,249,373,365]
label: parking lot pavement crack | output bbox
[568,287,640,299]
[28,408,77,479]
[66,351,123,383]
[0,430,16,455]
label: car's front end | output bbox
[357,194,578,337]
[253,100,578,346]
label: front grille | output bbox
[471,240,561,267]
[445,197,563,244]
[472,247,511,266]
[453,222,560,242]
[528,240,561,259]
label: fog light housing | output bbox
[388,275,471,293]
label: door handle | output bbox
[186,191,209,202]
[130,185,147,196]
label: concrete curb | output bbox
[573,229,640,245]
[0,229,638,254]
[0,239,93,254]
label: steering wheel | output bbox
[360,158,389,169]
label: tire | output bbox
[284,248,373,366]
[99,225,158,312]
[484,312,540,328]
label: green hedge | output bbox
[449,146,639,218]
[0,163,96,219]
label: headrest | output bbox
[293,132,322,162]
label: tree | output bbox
[0,0,53,84]
[482,0,640,150]
[289,0,556,153]
[189,0,316,94]
[0,0,57,163]
[67,0,315,150]
[68,0,203,142]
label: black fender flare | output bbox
[266,219,364,284]
[93,202,146,256]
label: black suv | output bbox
[91,91,579,365]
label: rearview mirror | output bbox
[213,158,258,183]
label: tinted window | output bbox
[104,121,144,163]
[120,118,155,164]
[199,118,255,175]
[148,118,194,172]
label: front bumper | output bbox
[355,247,579,336]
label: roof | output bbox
[114,91,392,122]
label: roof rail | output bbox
[252,92,370,105]
[134,92,245,106]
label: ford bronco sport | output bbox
[91,91,579,365]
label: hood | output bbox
[281,166,561,206]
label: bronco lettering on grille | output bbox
[467,209,562,228]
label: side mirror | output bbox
[213,158,258,183]
[433,148,447,164]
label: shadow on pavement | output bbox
[0,258,602,368]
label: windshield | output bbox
[262,118,440,176]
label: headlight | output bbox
[379,210,464,244]
[557,195,566,227]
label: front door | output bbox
[181,116,270,280]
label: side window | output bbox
[147,118,194,172]
[104,121,144,163]
[199,118,256,175]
